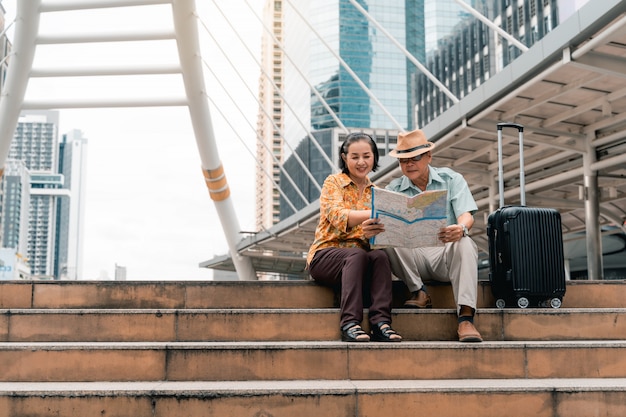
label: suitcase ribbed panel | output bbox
[506,207,566,297]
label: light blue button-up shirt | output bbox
[386,166,478,226]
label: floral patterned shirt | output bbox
[306,172,374,267]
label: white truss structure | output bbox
[0,0,256,279]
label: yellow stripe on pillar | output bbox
[202,165,230,201]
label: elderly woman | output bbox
[306,132,401,342]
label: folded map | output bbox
[369,188,448,248]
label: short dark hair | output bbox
[339,132,380,174]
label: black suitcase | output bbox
[487,123,566,309]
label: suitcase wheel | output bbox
[549,298,562,309]
[495,298,506,309]
[516,297,530,309]
[539,298,563,309]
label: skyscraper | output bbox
[424,0,469,59]
[256,0,285,230]
[9,111,62,278]
[56,129,88,280]
[4,110,86,279]
[307,0,415,131]
[0,159,30,279]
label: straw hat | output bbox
[389,129,436,159]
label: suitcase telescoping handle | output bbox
[496,122,525,208]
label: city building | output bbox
[0,160,30,279]
[414,0,585,127]
[2,111,86,279]
[55,129,88,280]
[0,159,29,253]
[114,264,127,281]
[306,0,417,131]
[0,247,28,279]
[10,111,62,278]
[256,0,285,231]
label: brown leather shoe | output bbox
[457,320,483,343]
[403,290,432,308]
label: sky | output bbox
[2,1,265,280]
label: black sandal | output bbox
[371,322,402,342]
[341,322,370,342]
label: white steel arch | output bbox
[0,0,256,280]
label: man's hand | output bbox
[437,224,464,243]
[362,218,385,238]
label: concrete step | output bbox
[1,280,625,309]
[2,280,624,416]
[1,340,626,382]
[1,379,625,417]
[0,280,336,309]
[2,308,626,342]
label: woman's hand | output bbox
[362,218,385,238]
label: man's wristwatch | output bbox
[459,224,470,237]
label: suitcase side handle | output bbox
[496,122,526,207]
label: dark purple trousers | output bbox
[309,247,393,329]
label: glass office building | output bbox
[424,0,469,58]
[55,130,88,280]
[308,0,419,131]
[414,0,563,127]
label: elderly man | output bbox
[385,128,482,343]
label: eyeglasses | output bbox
[398,154,425,164]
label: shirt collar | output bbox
[396,165,438,191]
[428,166,443,184]
[396,175,417,192]
[338,172,373,188]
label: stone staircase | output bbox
[1,279,625,416]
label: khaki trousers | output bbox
[385,237,478,314]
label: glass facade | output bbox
[309,0,413,130]
[55,130,88,280]
[424,0,468,58]
[414,0,562,127]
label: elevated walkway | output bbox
[1,279,625,416]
